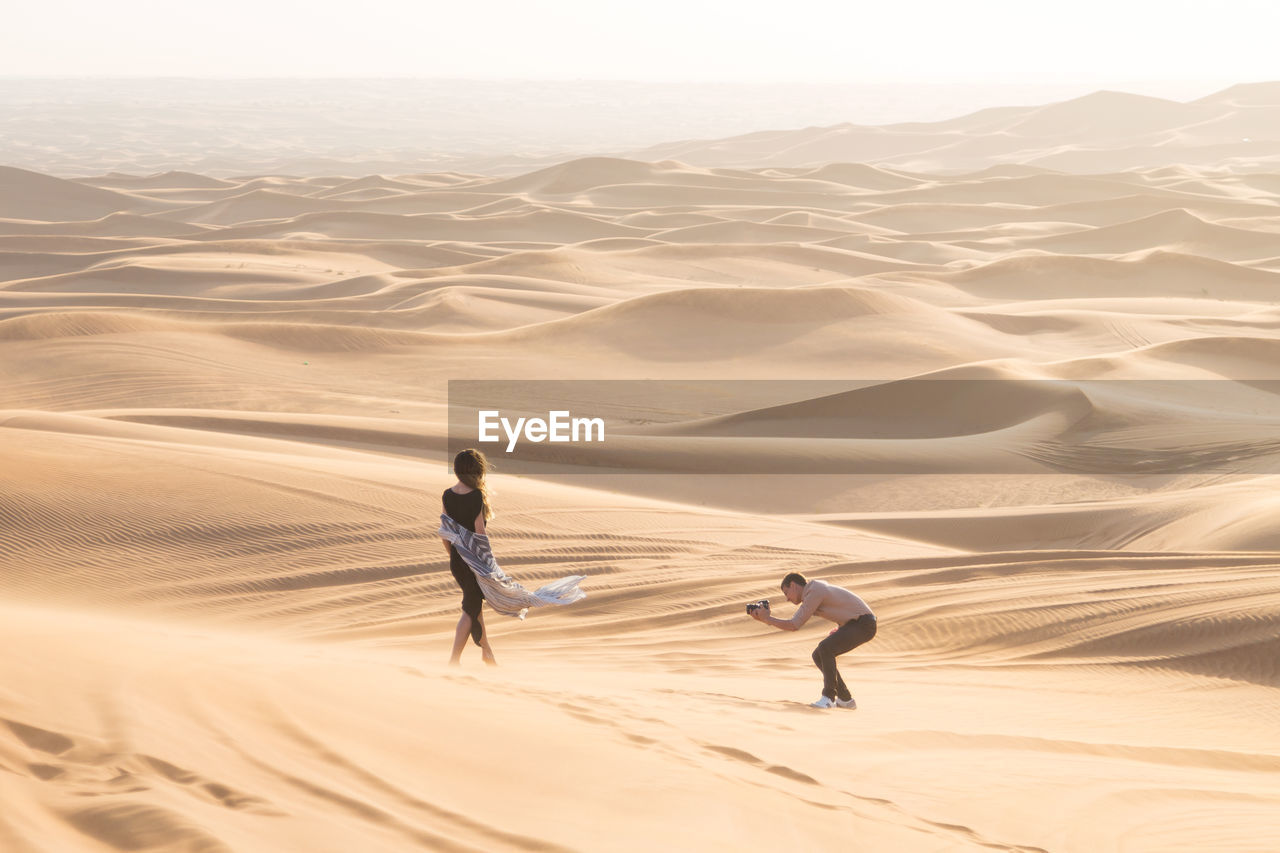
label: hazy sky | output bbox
[6,0,1279,85]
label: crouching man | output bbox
[749,572,877,709]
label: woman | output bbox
[441,448,498,666]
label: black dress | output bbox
[443,487,487,645]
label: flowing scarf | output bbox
[438,514,587,620]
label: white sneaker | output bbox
[835,697,857,710]
[810,696,837,709]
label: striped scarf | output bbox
[438,514,587,619]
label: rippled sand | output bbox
[2,86,1280,851]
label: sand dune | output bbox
[649,220,853,243]
[791,162,924,189]
[993,208,1280,259]
[0,211,215,237]
[933,249,1280,302]
[627,84,1280,173]
[3,88,1280,852]
[0,166,174,220]
[77,169,237,189]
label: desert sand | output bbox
[2,84,1279,852]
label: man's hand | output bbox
[751,606,797,631]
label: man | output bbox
[749,572,877,709]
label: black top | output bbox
[442,487,486,532]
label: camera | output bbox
[745,599,770,615]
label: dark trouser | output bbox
[812,614,877,700]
